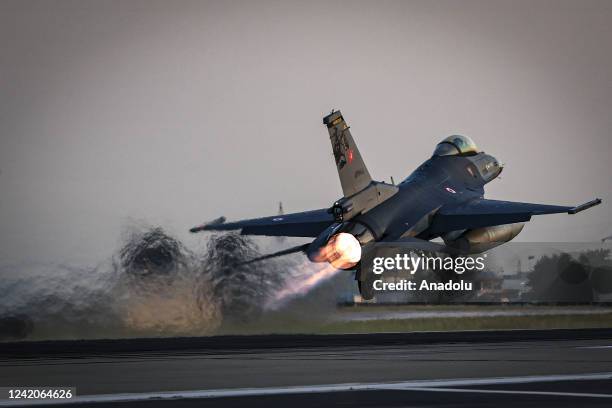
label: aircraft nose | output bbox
[473,154,503,183]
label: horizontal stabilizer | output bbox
[189,209,335,237]
[189,216,226,233]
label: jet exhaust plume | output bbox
[199,233,285,324]
[119,227,188,278]
[264,262,342,310]
[0,225,346,341]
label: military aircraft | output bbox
[190,110,602,299]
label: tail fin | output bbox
[323,110,372,197]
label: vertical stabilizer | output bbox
[323,110,372,197]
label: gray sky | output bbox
[1,0,611,264]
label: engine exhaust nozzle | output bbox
[308,232,362,269]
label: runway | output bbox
[2,329,612,407]
[334,306,612,321]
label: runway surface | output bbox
[334,306,612,321]
[2,329,612,407]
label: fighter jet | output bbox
[191,110,602,299]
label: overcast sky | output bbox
[1,0,611,264]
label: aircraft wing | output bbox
[189,208,335,237]
[429,198,601,234]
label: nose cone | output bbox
[473,153,502,183]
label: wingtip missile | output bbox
[189,216,226,233]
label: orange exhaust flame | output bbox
[311,232,362,269]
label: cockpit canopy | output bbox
[433,135,480,157]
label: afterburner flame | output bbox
[320,232,362,269]
[264,262,341,310]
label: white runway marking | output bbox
[396,387,612,399]
[2,372,612,406]
[336,308,612,321]
[579,345,612,349]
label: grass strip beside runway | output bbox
[219,311,612,335]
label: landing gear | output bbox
[357,280,375,300]
[356,264,376,300]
